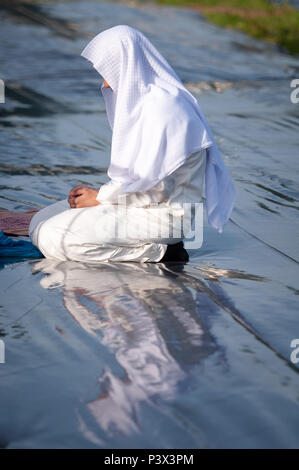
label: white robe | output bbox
[29,149,206,262]
[80,25,236,234]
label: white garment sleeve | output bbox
[96,179,168,207]
[96,180,123,204]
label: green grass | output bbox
[153,0,299,54]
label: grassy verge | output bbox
[154,0,299,54]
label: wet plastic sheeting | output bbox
[0,1,298,448]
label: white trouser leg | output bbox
[29,200,169,262]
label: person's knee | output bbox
[31,219,67,260]
[29,199,69,239]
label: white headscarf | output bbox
[81,25,236,232]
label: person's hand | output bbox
[68,185,100,208]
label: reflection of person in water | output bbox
[29,25,236,263]
[33,259,217,438]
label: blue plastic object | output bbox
[0,230,43,258]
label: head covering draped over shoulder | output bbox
[81,25,236,233]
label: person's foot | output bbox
[160,241,189,263]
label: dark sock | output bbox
[160,241,189,263]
